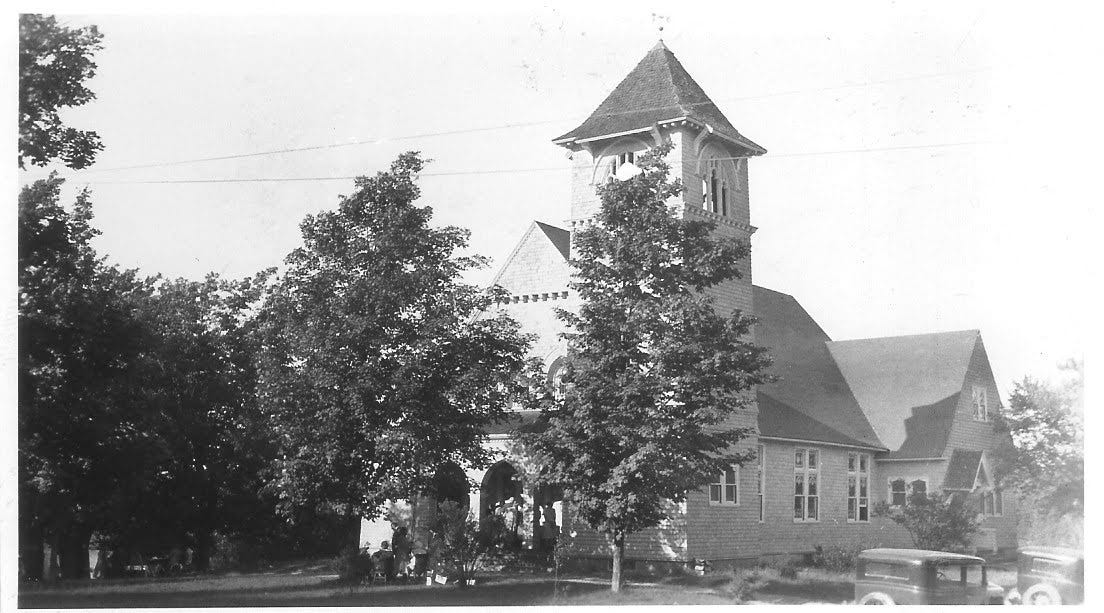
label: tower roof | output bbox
[553,41,765,154]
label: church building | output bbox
[362,42,1016,568]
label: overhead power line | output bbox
[47,140,993,187]
[20,66,990,179]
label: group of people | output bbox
[362,525,428,583]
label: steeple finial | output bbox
[651,12,670,46]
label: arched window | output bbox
[709,168,718,213]
[699,150,737,217]
[547,357,567,401]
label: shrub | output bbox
[428,501,511,586]
[334,546,373,583]
[812,544,860,573]
[721,568,769,603]
[873,490,980,553]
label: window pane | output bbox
[794,474,804,495]
[807,496,818,520]
[759,496,764,522]
[795,450,804,468]
[757,445,764,466]
[848,498,856,520]
[892,492,907,507]
[794,497,803,519]
[860,476,868,497]
[808,450,818,469]
[985,493,994,515]
[808,474,818,496]
[891,479,906,493]
[995,491,1003,515]
[710,484,721,503]
[725,467,737,484]
[848,476,856,497]
[859,504,869,521]
[859,454,868,472]
[911,480,927,496]
[848,453,856,472]
[725,484,737,503]
[757,475,763,494]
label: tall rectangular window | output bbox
[794,448,819,521]
[709,465,739,505]
[757,444,765,522]
[972,385,989,421]
[848,452,870,522]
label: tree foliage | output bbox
[873,491,981,553]
[256,152,531,535]
[992,360,1083,519]
[520,144,771,591]
[19,14,104,169]
[19,175,154,579]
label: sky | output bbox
[13,2,1100,399]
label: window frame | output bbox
[757,444,765,522]
[888,476,929,508]
[847,452,871,522]
[708,464,740,506]
[793,447,820,522]
[972,385,990,421]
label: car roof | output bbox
[1020,547,1082,562]
[859,548,986,565]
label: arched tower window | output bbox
[698,148,739,218]
[547,356,567,401]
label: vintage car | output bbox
[855,548,1003,605]
[1003,547,1083,605]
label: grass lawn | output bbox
[19,571,740,607]
[26,560,1025,607]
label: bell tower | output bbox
[552,40,766,320]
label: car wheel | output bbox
[858,592,895,605]
[1022,583,1061,605]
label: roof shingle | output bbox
[827,330,980,453]
[753,286,885,449]
[553,41,764,154]
[943,449,984,490]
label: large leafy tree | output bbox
[521,144,771,592]
[117,273,275,571]
[993,360,1083,526]
[19,14,104,169]
[256,152,531,550]
[18,176,155,580]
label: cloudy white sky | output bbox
[14,2,1100,396]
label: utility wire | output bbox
[20,66,990,178]
[56,140,993,187]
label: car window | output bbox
[934,563,984,588]
[863,561,909,582]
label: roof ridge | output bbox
[828,329,980,345]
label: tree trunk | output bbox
[610,532,624,593]
[59,525,91,580]
[193,530,213,572]
[20,521,45,581]
[344,511,362,553]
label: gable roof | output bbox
[753,286,885,449]
[489,221,572,293]
[943,449,984,491]
[534,221,570,260]
[827,330,980,454]
[553,41,765,154]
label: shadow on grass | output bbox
[754,578,853,603]
[19,579,614,608]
